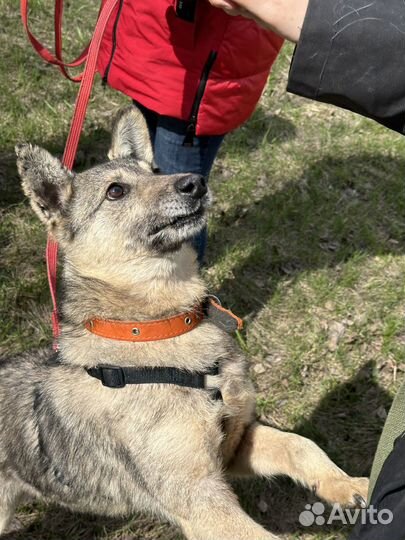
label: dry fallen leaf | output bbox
[327,321,346,351]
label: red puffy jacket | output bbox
[97,0,283,138]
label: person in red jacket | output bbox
[97,0,283,263]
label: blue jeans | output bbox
[134,101,225,264]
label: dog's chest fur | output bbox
[0,324,255,517]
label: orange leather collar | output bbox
[84,298,243,342]
[85,305,204,342]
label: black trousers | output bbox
[349,434,405,539]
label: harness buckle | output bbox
[97,364,126,388]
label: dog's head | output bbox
[16,107,209,268]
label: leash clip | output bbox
[207,293,222,306]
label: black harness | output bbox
[85,297,239,397]
[87,364,220,391]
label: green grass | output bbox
[1,1,405,538]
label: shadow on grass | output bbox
[3,506,180,540]
[3,507,125,540]
[208,153,405,318]
[234,361,392,535]
[223,105,297,153]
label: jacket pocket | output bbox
[167,2,197,50]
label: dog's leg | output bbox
[0,477,22,536]
[227,422,369,506]
[174,475,279,540]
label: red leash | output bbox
[20,0,119,346]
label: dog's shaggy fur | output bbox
[0,107,368,539]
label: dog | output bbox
[0,106,368,540]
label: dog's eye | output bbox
[106,183,125,200]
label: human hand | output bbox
[208,0,308,42]
[208,0,267,27]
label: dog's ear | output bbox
[108,106,156,171]
[16,144,74,228]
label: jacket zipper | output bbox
[183,50,218,147]
[102,0,125,86]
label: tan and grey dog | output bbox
[1,107,367,540]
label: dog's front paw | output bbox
[315,476,369,508]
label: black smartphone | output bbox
[175,0,197,22]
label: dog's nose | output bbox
[175,174,207,199]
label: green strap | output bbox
[368,378,405,502]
